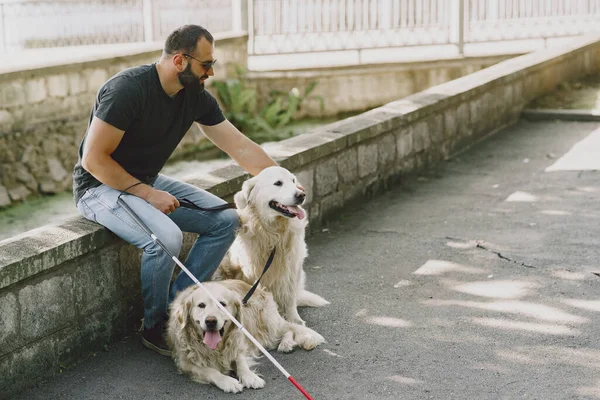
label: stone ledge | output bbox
[0,218,114,290]
[0,32,249,80]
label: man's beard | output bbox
[178,63,207,93]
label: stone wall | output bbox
[247,55,513,118]
[0,34,511,209]
[0,33,249,208]
[2,33,600,397]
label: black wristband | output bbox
[123,181,144,193]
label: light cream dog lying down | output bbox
[215,166,329,326]
[166,279,325,393]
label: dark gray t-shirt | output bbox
[72,63,225,204]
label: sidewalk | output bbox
[10,118,600,400]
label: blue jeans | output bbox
[76,174,239,329]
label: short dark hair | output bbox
[163,24,214,55]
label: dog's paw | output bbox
[215,376,244,393]
[277,338,297,353]
[239,372,265,389]
[296,331,325,351]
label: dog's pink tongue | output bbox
[288,206,306,220]
[203,330,222,349]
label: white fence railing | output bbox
[0,0,241,53]
[248,0,600,56]
[2,0,600,61]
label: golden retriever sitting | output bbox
[215,166,329,326]
[167,280,324,393]
[166,281,264,393]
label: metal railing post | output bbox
[0,3,5,54]
[143,0,154,42]
[247,0,254,55]
[450,0,465,56]
[232,0,243,33]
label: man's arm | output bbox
[82,116,179,214]
[199,119,278,176]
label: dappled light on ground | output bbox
[561,299,600,312]
[551,269,588,280]
[539,209,572,216]
[447,280,540,299]
[386,376,424,385]
[505,191,539,202]
[498,346,600,369]
[364,316,413,328]
[578,381,600,398]
[422,299,588,324]
[471,318,579,335]
[545,127,600,171]
[413,260,487,276]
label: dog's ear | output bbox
[172,292,193,331]
[233,299,242,326]
[234,177,258,209]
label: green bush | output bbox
[210,65,324,143]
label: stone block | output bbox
[343,182,366,204]
[57,307,124,369]
[47,74,69,98]
[315,158,339,197]
[68,72,87,95]
[0,137,16,164]
[0,292,18,356]
[412,121,430,152]
[378,134,396,169]
[0,110,14,130]
[0,185,10,207]
[428,114,444,144]
[0,80,26,107]
[444,108,457,139]
[337,147,358,184]
[320,191,344,219]
[358,142,378,178]
[74,249,119,315]
[396,126,413,160]
[294,168,314,205]
[25,78,48,103]
[456,102,471,138]
[86,69,109,91]
[14,163,37,191]
[19,275,74,340]
[47,157,68,182]
[0,335,57,396]
[119,245,142,302]
[8,185,31,202]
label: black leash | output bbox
[177,197,275,305]
[242,246,276,305]
[117,188,274,305]
[178,198,237,211]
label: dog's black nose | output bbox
[295,192,306,203]
[205,316,217,329]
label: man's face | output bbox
[177,37,215,93]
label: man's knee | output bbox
[153,224,183,256]
[217,209,240,237]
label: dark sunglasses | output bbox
[182,54,217,71]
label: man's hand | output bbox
[146,189,180,214]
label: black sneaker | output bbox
[142,320,171,357]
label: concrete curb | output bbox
[522,108,600,121]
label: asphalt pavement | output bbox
[10,118,600,400]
